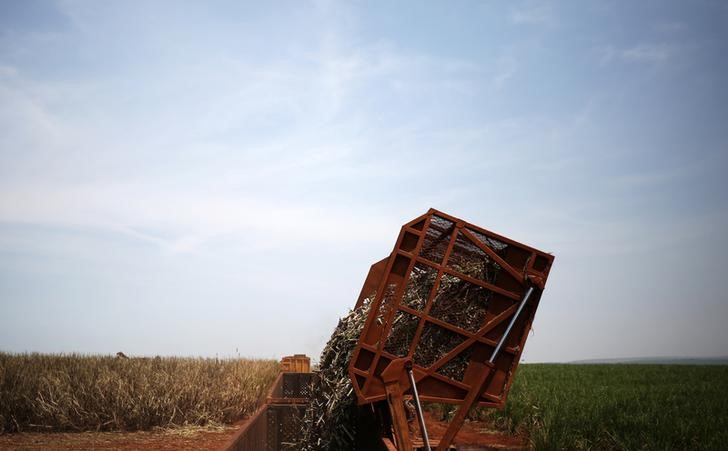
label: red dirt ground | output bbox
[423,412,526,450]
[0,422,244,451]
[0,414,524,450]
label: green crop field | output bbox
[475,364,728,450]
[0,352,278,433]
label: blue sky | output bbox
[1,1,726,362]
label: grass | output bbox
[472,364,728,450]
[0,352,278,433]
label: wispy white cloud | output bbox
[654,21,686,33]
[621,44,673,63]
[0,182,398,253]
[492,55,517,90]
[510,2,555,25]
[0,65,18,77]
[610,168,689,189]
[598,43,674,66]
[0,19,488,257]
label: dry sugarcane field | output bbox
[0,353,278,433]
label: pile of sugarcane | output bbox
[298,300,371,451]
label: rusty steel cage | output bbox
[349,208,553,408]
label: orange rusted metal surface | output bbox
[280,354,311,373]
[356,257,389,309]
[348,208,553,449]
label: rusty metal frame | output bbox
[348,208,554,449]
[222,372,313,451]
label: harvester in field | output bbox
[224,208,554,451]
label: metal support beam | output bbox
[406,361,431,451]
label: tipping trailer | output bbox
[223,208,554,451]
